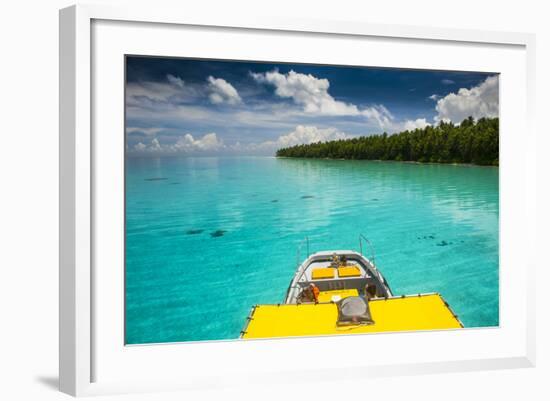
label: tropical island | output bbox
[276,117,498,166]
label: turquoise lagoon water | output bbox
[125,157,499,344]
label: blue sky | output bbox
[126,56,498,156]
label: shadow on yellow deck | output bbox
[241,293,462,339]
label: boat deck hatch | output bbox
[338,266,361,277]
[311,268,335,280]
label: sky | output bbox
[125,56,499,156]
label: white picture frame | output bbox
[59,3,536,397]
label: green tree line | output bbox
[276,117,499,166]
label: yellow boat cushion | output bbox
[338,266,361,277]
[311,268,335,280]
[317,289,359,303]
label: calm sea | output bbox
[125,156,499,344]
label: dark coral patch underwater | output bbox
[186,229,204,235]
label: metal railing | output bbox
[295,236,310,269]
[359,234,376,266]
[284,236,311,302]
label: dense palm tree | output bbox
[276,117,498,166]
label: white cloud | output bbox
[207,76,242,105]
[441,79,455,85]
[129,121,438,157]
[403,118,431,131]
[126,74,196,105]
[361,105,394,130]
[166,74,184,88]
[251,70,360,116]
[131,133,225,154]
[150,137,162,151]
[428,94,440,101]
[127,70,410,136]
[251,70,401,131]
[134,142,147,151]
[172,133,224,152]
[435,75,499,124]
[231,125,353,155]
[126,127,164,136]
[126,81,178,103]
[273,125,350,148]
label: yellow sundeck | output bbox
[240,237,463,339]
[241,293,462,339]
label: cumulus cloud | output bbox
[403,118,431,131]
[132,133,224,154]
[127,74,242,109]
[207,76,242,105]
[428,94,440,101]
[134,142,147,151]
[251,70,359,116]
[173,133,224,152]
[273,125,350,148]
[166,74,184,88]
[435,75,499,124]
[230,125,353,155]
[150,137,162,151]
[251,70,401,131]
